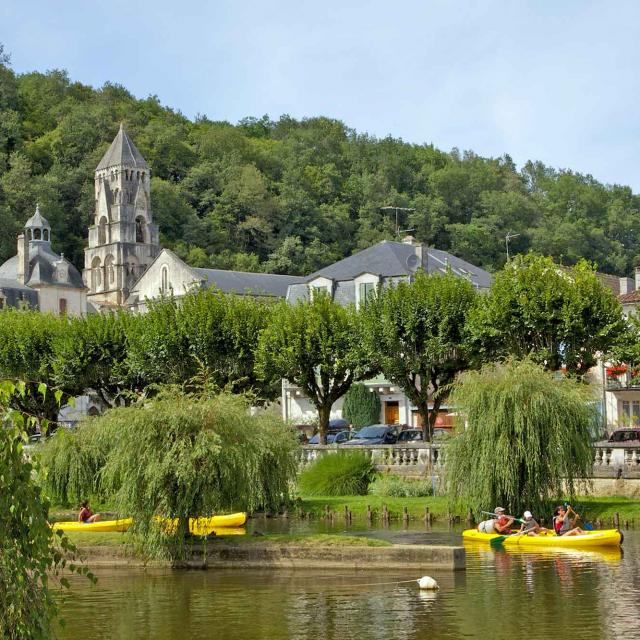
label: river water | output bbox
[56,520,640,640]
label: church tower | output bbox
[83,124,160,306]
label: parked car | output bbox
[396,429,423,443]
[343,424,398,445]
[605,428,640,444]
[308,430,352,445]
[328,418,350,430]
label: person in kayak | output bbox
[556,505,584,537]
[477,507,514,533]
[517,510,546,536]
[78,500,101,524]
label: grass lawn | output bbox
[298,495,454,520]
[64,530,389,550]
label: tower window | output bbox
[91,257,102,291]
[59,298,67,315]
[33,228,41,240]
[135,217,145,243]
[98,217,108,245]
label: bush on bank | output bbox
[298,452,376,496]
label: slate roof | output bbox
[96,124,149,171]
[305,240,492,289]
[193,268,304,297]
[0,244,84,289]
[25,205,50,230]
[0,278,40,309]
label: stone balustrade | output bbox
[300,443,446,477]
[300,443,640,480]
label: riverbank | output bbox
[66,532,464,571]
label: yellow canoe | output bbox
[462,528,622,548]
[51,512,247,534]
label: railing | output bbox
[300,443,446,476]
[605,372,640,391]
[300,443,640,480]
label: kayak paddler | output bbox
[477,507,514,534]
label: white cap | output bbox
[524,510,533,519]
[494,507,505,514]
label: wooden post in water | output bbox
[403,506,409,527]
[367,505,372,524]
[382,504,389,525]
[344,506,349,523]
[614,512,620,529]
[466,508,474,527]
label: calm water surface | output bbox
[56,521,640,640]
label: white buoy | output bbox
[418,576,439,590]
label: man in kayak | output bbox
[477,507,513,533]
[78,500,101,524]
[555,505,584,537]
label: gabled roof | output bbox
[97,123,149,171]
[306,240,492,289]
[193,268,304,297]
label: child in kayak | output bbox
[78,500,101,524]
[477,507,514,533]
[516,510,547,536]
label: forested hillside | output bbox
[1,46,639,276]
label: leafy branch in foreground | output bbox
[0,380,93,640]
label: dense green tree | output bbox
[361,270,477,441]
[0,310,65,424]
[446,360,594,515]
[256,293,374,443]
[342,382,381,428]
[2,47,640,278]
[467,254,627,376]
[40,391,299,561]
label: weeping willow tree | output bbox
[446,359,595,517]
[39,391,299,560]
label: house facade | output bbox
[282,237,493,428]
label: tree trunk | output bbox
[317,403,332,445]
[419,404,433,443]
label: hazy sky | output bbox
[2,1,639,189]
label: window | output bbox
[33,228,41,240]
[358,282,377,306]
[59,298,67,315]
[311,285,330,298]
[623,401,631,419]
[0,297,4,309]
[98,217,108,245]
[135,217,145,243]
[633,401,640,425]
[161,266,169,294]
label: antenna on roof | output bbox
[380,206,416,236]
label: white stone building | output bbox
[0,206,87,315]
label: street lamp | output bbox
[380,206,416,236]
[505,232,520,261]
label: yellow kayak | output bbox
[51,518,132,533]
[462,528,622,548]
[52,512,247,534]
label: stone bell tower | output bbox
[83,124,160,306]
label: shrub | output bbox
[298,452,376,496]
[369,475,434,497]
[342,383,381,428]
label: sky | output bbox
[2,0,640,189]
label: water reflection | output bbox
[57,529,640,640]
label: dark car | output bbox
[397,429,424,443]
[343,424,398,445]
[308,430,352,445]
[606,428,640,444]
[328,418,350,430]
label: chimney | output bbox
[635,267,640,292]
[620,277,634,295]
[16,232,29,285]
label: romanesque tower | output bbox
[83,124,160,306]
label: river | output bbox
[56,520,640,640]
